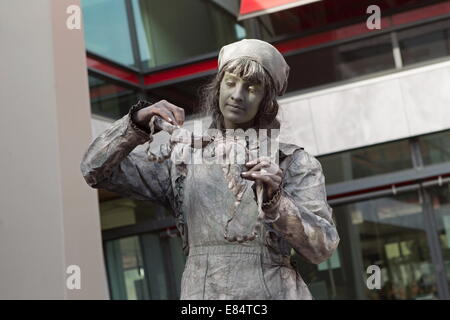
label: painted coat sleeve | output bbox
[80,108,173,207]
[264,149,340,264]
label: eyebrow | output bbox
[225,73,240,80]
[225,73,261,86]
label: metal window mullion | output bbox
[125,0,145,84]
[136,236,151,299]
[252,16,263,39]
[160,237,178,299]
[409,137,424,169]
[326,161,450,199]
[391,31,403,69]
[422,176,450,188]
[329,183,420,206]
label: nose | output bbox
[231,83,244,103]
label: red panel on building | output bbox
[86,56,140,85]
[239,0,322,20]
[143,60,218,87]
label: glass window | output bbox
[428,183,450,288]
[337,35,395,80]
[81,0,136,66]
[105,232,186,300]
[147,75,212,116]
[168,235,186,296]
[418,130,450,166]
[319,140,413,184]
[259,0,433,41]
[99,196,173,231]
[88,75,138,120]
[398,19,450,66]
[105,236,150,299]
[285,34,395,93]
[285,46,341,91]
[258,0,357,41]
[132,0,247,69]
[295,191,438,299]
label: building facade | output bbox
[82,0,450,300]
[2,0,448,300]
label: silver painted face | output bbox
[219,72,265,129]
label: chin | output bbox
[222,110,255,128]
[223,113,241,123]
[225,118,249,126]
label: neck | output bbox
[223,118,256,131]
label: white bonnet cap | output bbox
[218,39,290,96]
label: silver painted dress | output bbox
[81,106,340,300]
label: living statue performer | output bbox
[81,39,340,300]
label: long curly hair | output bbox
[199,57,280,131]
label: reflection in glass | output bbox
[285,46,340,91]
[139,233,170,299]
[296,192,438,299]
[337,35,395,80]
[319,140,412,184]
[428,183,450,287]
[168,235,186,296]
[398,19,450,66]
[419,130,450,166]
[285,34,395,92]
[258,0,431,42]
[148,75,211,116]
[105,236,150,299]
[88,75,138,120]
[132,0,246,69]
[81,0,136,66]
[105,232,186,300]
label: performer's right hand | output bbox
[133,100,185,131]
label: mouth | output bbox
[227,103,245,111]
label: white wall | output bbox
[0,0,108,299]
[278,59,450,156]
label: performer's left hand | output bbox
[241,157,282,201]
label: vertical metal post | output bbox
[160,236,178,299]
[125,0,149,101]
[243,16,262,39]
[420,188,450,299]
[391,31,403,69]
[409,137,424,169]
[338,208,367,299]
[125,0,145,81]
[414,137,450,299]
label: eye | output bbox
[248,86,258,93]
[225,80,235,87]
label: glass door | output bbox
[295,189,440,300]
[105,235,150,300]
[104,231,186,300]
[426,182,450,288]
